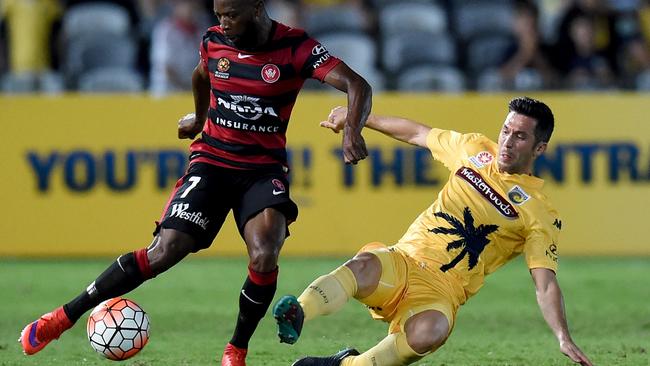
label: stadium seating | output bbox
[361,69,387,92]
[303,5,367,36]
[64,33,137,88]
[451,0,514,42]
[379,1,447,36]
[382,32,457,73]
[1,72,38,93]
[475,68,544,92]
[3,0,649,93]
[78,67,144,93]
[303,68,385,93]
[61,2,136,89]
[370,0,439,11]
[318,33,377,78]
[62,2,130,39]
[396,65,465,92]
[464,33,513,75]
[1,72,64,94]
[636,70,650,90]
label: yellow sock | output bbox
[341,333,426,366]
[298,265,358,321]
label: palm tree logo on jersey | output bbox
[429,207,499,272]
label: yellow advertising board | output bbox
[0,94,648,257]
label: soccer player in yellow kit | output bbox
[273,97,593,366]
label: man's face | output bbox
[497,112,546,174]
[214,0,258,48]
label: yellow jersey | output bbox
[394,129,561,303]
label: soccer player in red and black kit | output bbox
[19,1,371,365]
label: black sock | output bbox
[63,252,146,323]
[229,275,277,349]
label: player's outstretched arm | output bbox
[178,61,211,139]
[320,106,432,148]
[531,268,594,366]
[322,63,371,164]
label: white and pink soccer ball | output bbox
[86,297,150,361]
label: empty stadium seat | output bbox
[636,70,650,91]
[362,69,387,92]
[379,2,447,35]
[396,65,465,92]
[465,33,513,75]
[64,33,137,87]
[303,5,367,36]
[39,72,65,94]
[78,67,144,93]
[382,32,457,73]
[370,0,439,11]
[512,68,544,91]
[1,72,64,94]
[318,33,376,78]
[302,68,386,93]
[1,72,38,93]
[63,2,130,39]
[452,1,513,41]
[475,68,543,92]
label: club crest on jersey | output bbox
[215,57,230,79]
[469,151,494,169]
[507,185,530,205]
[261,64,280,83]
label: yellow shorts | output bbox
[355,242,462,335]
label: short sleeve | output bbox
[198,34,209,73]
[426,128,483,171]
[523,215,559,272]
[294,37,341,81]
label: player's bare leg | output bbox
[19,228,195,355]
[221,208,286,366]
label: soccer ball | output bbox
[86,297,150,360]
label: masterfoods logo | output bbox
[170,203,210,230]
[455,167,519,219]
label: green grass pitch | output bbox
[1,256,648,365]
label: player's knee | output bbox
[406,326,448,354]
[405,311,450,354]
[409,331,448,354]
[247,239,282,272]
[344,252,381,297]
[148,231,194,273]
[245,225,284,272]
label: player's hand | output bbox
[320,106,367,164]
[560,339,593,366]
[342,129,367,164]
[319,106,346,133]
[178,113,202,139]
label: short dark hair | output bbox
[508,96,554,143]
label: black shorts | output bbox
[155,162,298,251]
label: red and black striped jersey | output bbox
[189,21,341,171]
